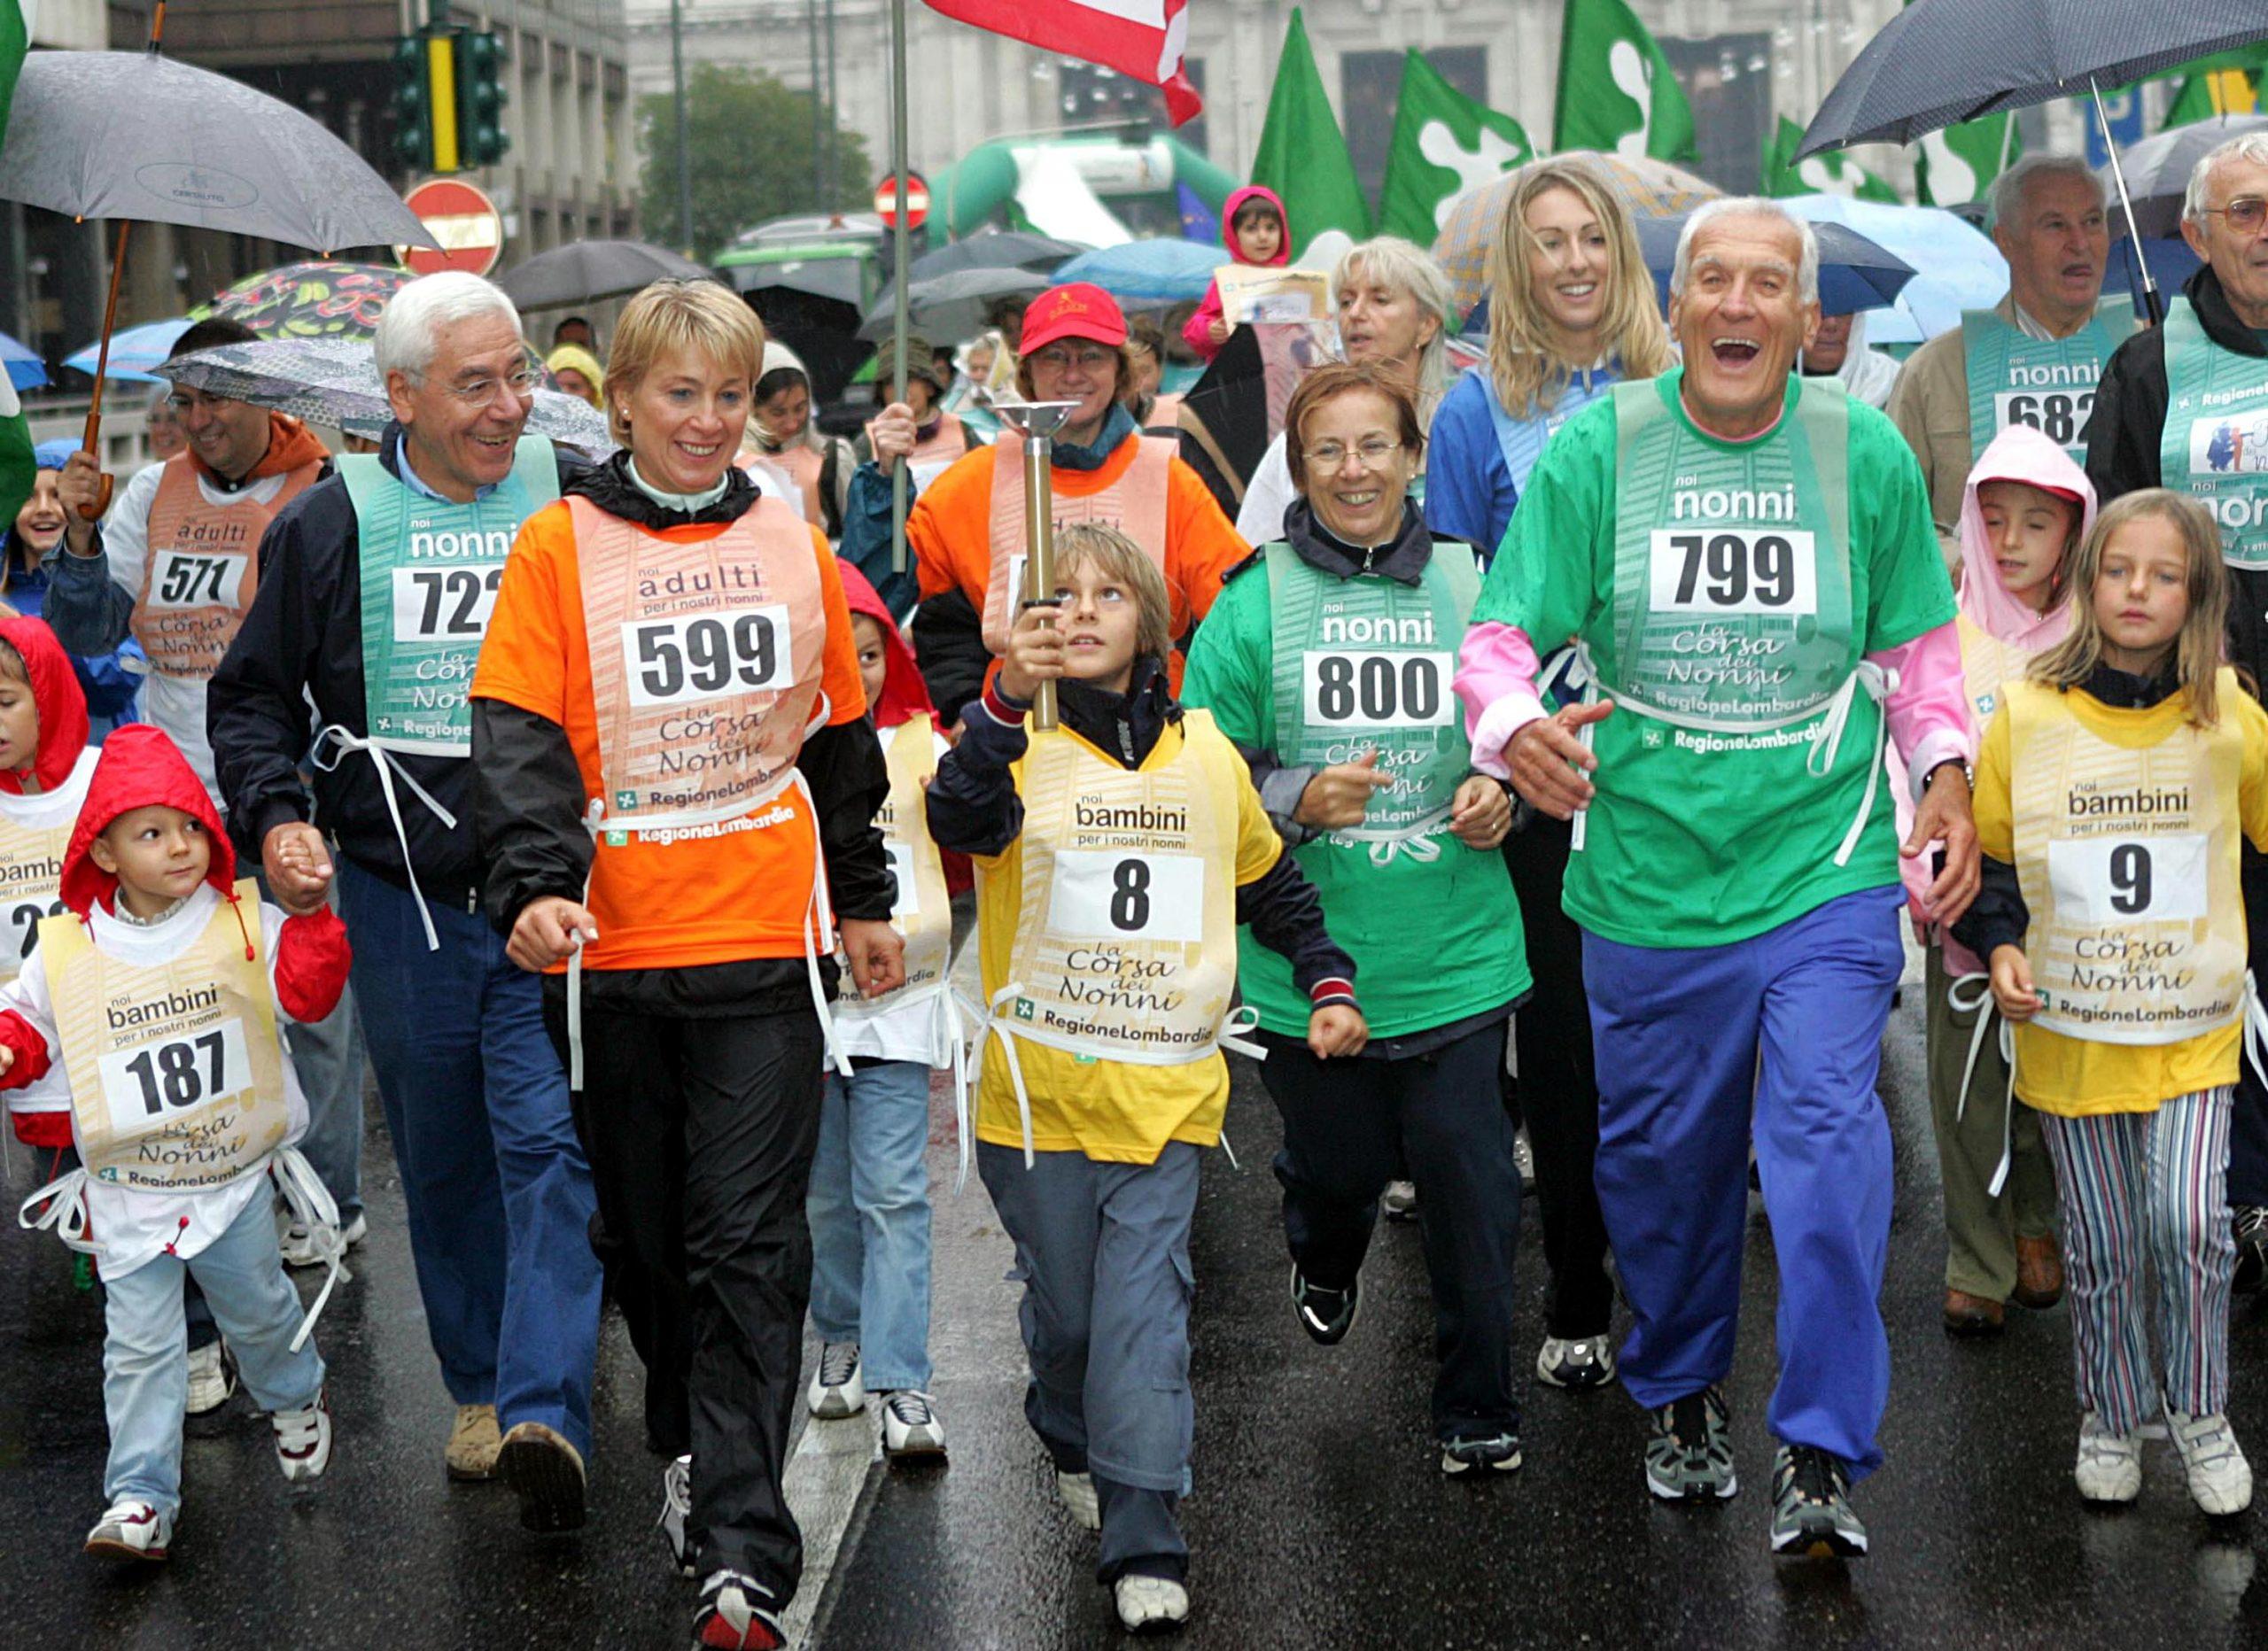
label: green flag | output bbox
[1915,116,2017,209]
[0,4,34,535]
[1249,9,1371,247]
[2163,66,2260,128]
[1378,52,1534,243]
[1765,116,1899,203]
[1552,0,1697,162]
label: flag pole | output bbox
[889,0,911,573]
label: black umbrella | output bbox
[1796,0,2268,322]
[855,267,1051,344]
[1632,217,1915,314]
[2093,114,2268,240]
[908,232,1089,283]
[497,240,712,311]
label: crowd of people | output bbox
[9,132,2268,1648]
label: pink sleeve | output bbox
[1455,620,1548,780]
[1182,283,1224,362]
[1870,620,1973,796]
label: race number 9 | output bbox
[1647,530,1817,616]
[1995,389,2095,448]
[1301,650,1455,728]
[392,564,505,641]
[1045,849,1204,943]
[621,604,792,707]
[97,1017,252,1136]
[2047,833,2208,925]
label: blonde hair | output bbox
[2029,490,2229,726]
[1486,160,1673,417]
[1053,523,1173,663]
[602,279,765,446]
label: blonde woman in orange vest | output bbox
[472,278,902,1651]
[851,283,1251,724]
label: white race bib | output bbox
[2047,833,2210,925]
[1045,849,1204,944]
[391,562,504,643]
[1646,528,1818,616]
[885,839,920,919]
[1994,388,2093,448]
[5,895,66,965]
[144,550,243,610]
[96,1017,253,1137]
[620,605,793,708]
[1300,650,1455,730]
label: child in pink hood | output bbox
[1182,185,1289,363]
[1907,422,2096,1338]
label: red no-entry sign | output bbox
[874,172,930,231]
[398,178,504,277]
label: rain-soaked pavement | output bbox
[4,996,2267,1648]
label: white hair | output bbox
[373,272,524,379]
[1334,235,1459,398]
[1985,152,2104,233]
[2185,132,2268,223]
[1670,198,1820,307]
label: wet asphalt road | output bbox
[4,1000,2268,1648]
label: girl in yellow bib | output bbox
[1955,490,2268,1515]
[925,523,1365,1634]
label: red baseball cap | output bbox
[1021,283,1128,354]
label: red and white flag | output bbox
[921,0,1201,125]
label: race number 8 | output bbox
[1301,650,1455,728]
[1995,389,2095,447]
[2047,833,2208,925]
[1045,849,1203,943]
[1647,530,1817,616]
[621,604,792,707]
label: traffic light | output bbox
[390,35,431,173]
[456,31,510,167]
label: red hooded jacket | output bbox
[1183,184,1291,362]
[0,725,351,1096]
[836,557,971,896]
[0,617,88,796]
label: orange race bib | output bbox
[981,434,1173,653]
[132,456,318,679]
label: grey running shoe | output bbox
[1513,1128,1536,1194]
[1645,1384,1736,1500]
[658,1453,695,1576]
[1289,1266,1360,1345]
[2233,1205,2268,1295]
[1536,1334,1618,1390]
[1768,1445,1868,1557]
[1441,1431,1523,1476]
[1379,1180,1419,1222]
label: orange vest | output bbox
[982,433,1173,653]
[570,493,828,833]
[133,455,320,679]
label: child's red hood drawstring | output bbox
[58,724,245,941]
[0,616,89,795]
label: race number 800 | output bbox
[1301,650,1455,729]
[1647,529,1817,616]
[620,604,792,708]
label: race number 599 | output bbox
[97,1017,252,1136]
[620,605,792,707]
[2047,833,2208,924]
[1648,530,1817,616]
[1045,850,1204,942]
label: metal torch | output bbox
[992,399,1081,732]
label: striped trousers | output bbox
[2039,1088,2237,1436]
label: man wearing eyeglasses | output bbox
[1887,153,2124,575]
[198,270,602,1535]
[2087,130,2268,1306]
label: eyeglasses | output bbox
[1030,345,1117,373]
[1304,438,1402,470]
[2202,196,2268,234]
[435,357,542,407]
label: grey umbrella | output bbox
[856,267,1052,344]
[2093,114,2268,240]
[498,241,714,311]
[909,232,1089,283]
[1796,0,2268,322]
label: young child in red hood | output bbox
[1182,185,1291,363]
[803,562,961,1460]
[0,617,99,1159]
[0,724,351,1563]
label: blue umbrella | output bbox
[1053,239,1224,305]
[1633,215,1916,318]
[63,316,191,384]
[1777,195,2008,344]
[0,330,46,391]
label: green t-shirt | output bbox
[1184,544,1529,1039]
[1473,368,1955,949]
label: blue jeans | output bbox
[103,1190,325,1515]
[806,1060,936,1391]
[338,859,602,1454]
[1583,886,1902,1480]
[260,866,366,1226]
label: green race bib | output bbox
[1961,298,2132,463]
[342,438,558,755]
[2160,297,2268,570]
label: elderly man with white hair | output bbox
[2086,128,2268,1309]
[1888,152,2127,570]
[1454,198,1977,1557]
[206,271,603,1531]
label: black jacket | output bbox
[207,426,580,902]
[471,452,894,1014]
[1951,659,2184,961]
[925,655,1358,1002]
[2086,263,2268,686]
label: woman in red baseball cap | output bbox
[853,282,1250,725]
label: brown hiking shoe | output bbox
[2013,1236,2065,1309]
[1942,1289,2005,1337]
[446,1403,501,1480]
[498,1421,587,1531]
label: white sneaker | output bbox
[2073,1412,2143,1504]
[1056,1469,1100,1530]
[184,1339,236,1415]
[806,1341,864,1419]
[1535,1334,1618,1390]
[84,1498,173,1562]
[657,1453,695,1577]
[272,1389,332,1483]
[1114,1574,1189,1632]
[281,1213,366,1270]
[881,1390,947,1458]
[2169,1410,2254,1515]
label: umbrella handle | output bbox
[74,220,135,522]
